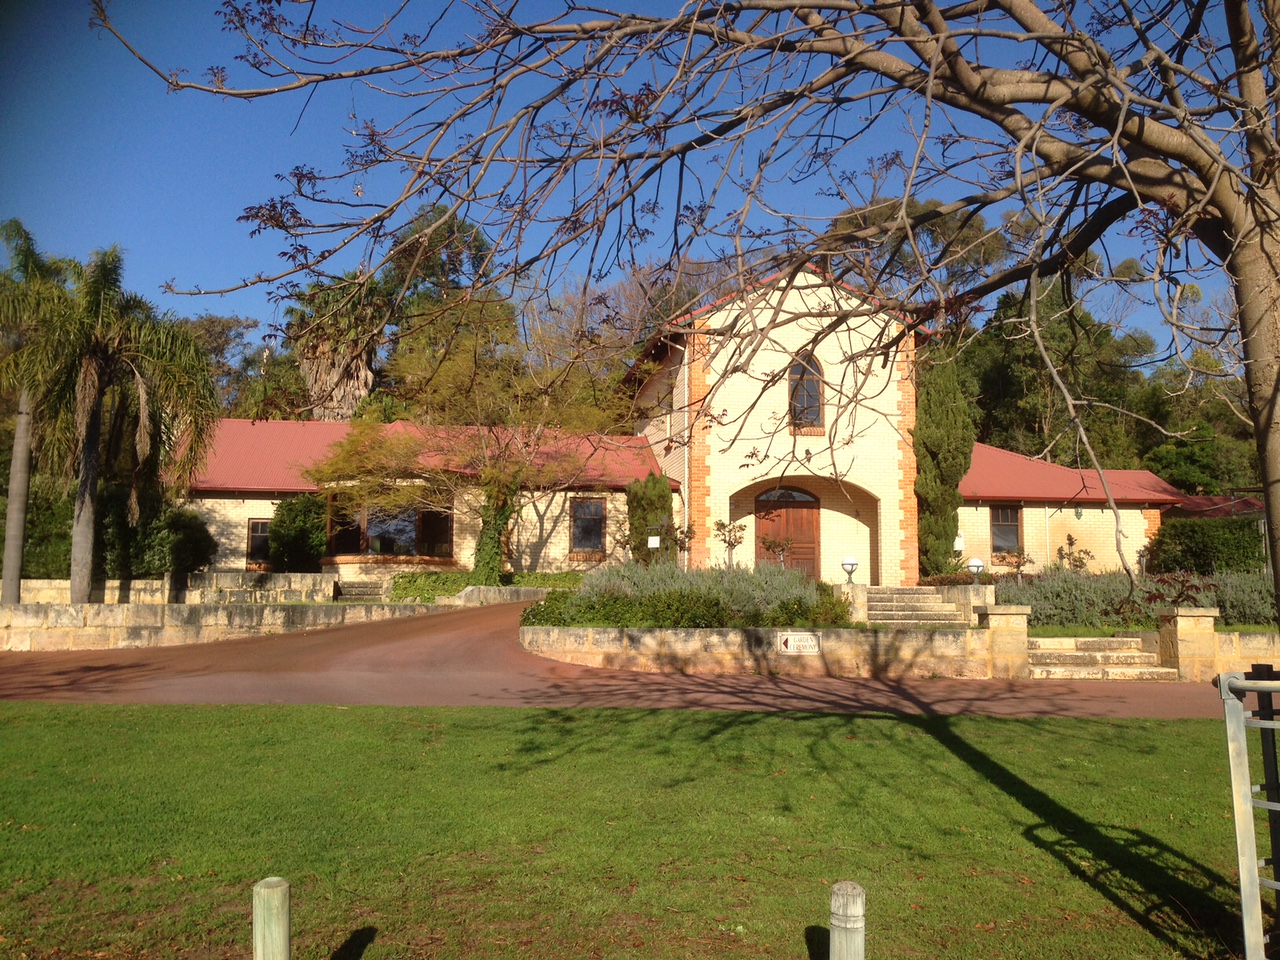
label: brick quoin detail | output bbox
[1143,508,1162,540]
[686,333,714,569]
[896,334,920,586]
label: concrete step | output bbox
[1027,637,1142,652]
[866,603,962,615]
[867,587,952,596]
[1030,664,1179,682]
[1029,650,1159,667]
[867,611,964,622]
[337,581,384,601]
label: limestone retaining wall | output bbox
[19,578,175,605]
[1,602,437,652]
[520,615,1030,679]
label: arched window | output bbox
[757,487,819,503]
[789,352,823,428]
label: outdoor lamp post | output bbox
[841,557,858,584]
[967,556,985,585]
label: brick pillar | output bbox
[685,334,713,570]
[896,334,919,586]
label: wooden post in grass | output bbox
[830,881,865,960]
[253,877,290,960]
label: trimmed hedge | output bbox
[520,563,852,629]
[1147,517,1265,575]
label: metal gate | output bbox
[1220,666,1280,958]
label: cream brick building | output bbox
[188,272,1187,583]
[633,268,920,586]
[187,420,651,574]
[956,443,1183,574]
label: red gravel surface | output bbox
[0,603,1223,718]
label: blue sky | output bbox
[0,1,1193,344]
[0,1,365,333]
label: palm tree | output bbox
[0,220,72,604]
[284,274,390,421]
[9,247,220,602]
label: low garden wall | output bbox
[1158,608,1280,681]
[0,602,436,652]
[520,605,1031,679]
[434,586,549,606]
[184,571,340,604]
[19,578,176,605]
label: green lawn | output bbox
[0,704,1247,959]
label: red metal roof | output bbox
[959,443,1184,505]
[1164,494,1265,518]
[190,419,672,494]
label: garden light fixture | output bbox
[967,556,985,585]
[841,557,858,584]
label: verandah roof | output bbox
[189,419,675,495]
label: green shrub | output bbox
[520,589,574,625]
[269,494,328,572]
[626,472,677,565]
[996,569,1142,628]
[1214,570,1279,626]
[1147,517,1265,574]
[132,507,218,580]
[0,476,74,579]
[919,572,996,587]
[993,567,1277,628]
[519,564,852,628]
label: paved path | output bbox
[0,603,1224,718]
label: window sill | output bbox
[568,550,607,563]
[790,425,825,436]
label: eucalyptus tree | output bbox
[10,247,220,602]
[0,221,72,603]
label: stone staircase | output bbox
[866,587,967,626]
[1027,636,1178,681]
[336,580,385,603]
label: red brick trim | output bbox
[686,332,714,569]
[896,334,920,586]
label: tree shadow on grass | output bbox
[882,683,1240,959]
[330,926,376,959]
[506,676,1239,958]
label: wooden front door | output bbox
[755,488,820,578]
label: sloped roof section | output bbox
[190,419,351,493]
[1165,494,1264,518]
[959,443,1183,505]
[190,419,673,494]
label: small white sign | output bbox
[647,535,661,549]
[777,632,822,655]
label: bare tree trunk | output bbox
[1,387,33,604]
[69,402,103,604]
[1229,225,1280,612]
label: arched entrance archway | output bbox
[755,487,819,578]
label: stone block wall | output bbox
[185,571,340,604]
[1,601,437,652]
[19,578,175,604]
[520,619,1022,679]
[1158,607,1280,682]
